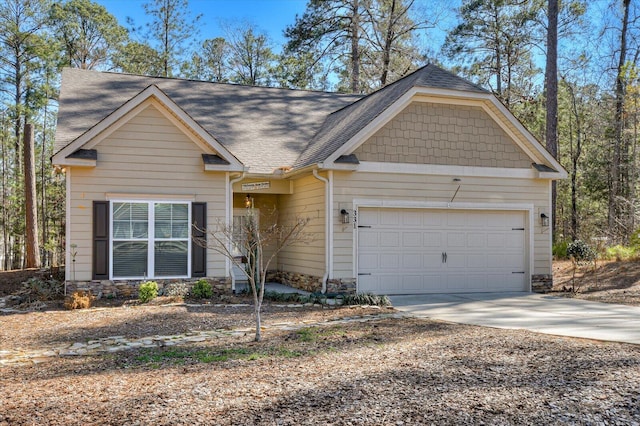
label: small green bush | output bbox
[567,239,596,262]
[139,281,159,303]
[629,229,640,250]
[191,279,213,299]
[552,240,569,259]
[604,245,637,261]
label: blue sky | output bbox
[95,0,308,47]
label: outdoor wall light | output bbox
[540,213,549,227]
[340,209,350,224]
[245,195,254,209]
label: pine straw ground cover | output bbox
[1,303,639,425]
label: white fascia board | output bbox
[204,163,244,172]
[318,161,359,171]
[53,85,244,171]
[52,157,97,167]
[539,170,568,180]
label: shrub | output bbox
[138,281,159,303]
[64,291,95,310]
[552,240,569,259]
[191,279,213,299]
[22,277,64,301]
[342,292,391,307]
[604,245,637,261]
[163,282,190,298]
[567,239,596,262]
[263,291,305,303]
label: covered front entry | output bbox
[357,207,528,294]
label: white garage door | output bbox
[357,208,527,294]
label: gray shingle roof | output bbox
[55,69,361,174]
[293,64,488,169]
[55,64,487,173]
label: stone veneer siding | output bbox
[65,277,229,298]
[353,102,532,168]
[266,271,357,294]
[531,274,553,293]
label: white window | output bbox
[111,201,191,279]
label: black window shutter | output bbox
[191,202,207,277]
[93,201,110,280]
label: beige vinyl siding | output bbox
[332,171,551,279]
[353,102,532,168]
[67,104,227,281]
[277,174,325,277]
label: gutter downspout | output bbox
[229,172,245,293]
[312,169,331,293]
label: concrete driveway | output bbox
[390,292,640,345]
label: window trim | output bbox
[109,200,192,280]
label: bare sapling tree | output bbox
[194,209,312,342]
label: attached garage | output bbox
[357,207,529,294]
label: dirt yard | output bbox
[1,264,640,424]
[1,302,639,424]
[552,259,640,305]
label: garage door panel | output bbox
[359,231,378,248]
[402,211,422,226]
[358,208,527,295]
[402,253,422,268]
[467,232,486,247]
[402,232,421,247]
[380,210,400,225]
[423,253,443,268]
[423,232,442,247]
[379,231,400,247]
[447,232,466,247]
[380,253,400,269]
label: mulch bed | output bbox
[1,302,639,425]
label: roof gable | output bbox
[52,84,244,170]
[54,68,361,173]
[293,65,565,178]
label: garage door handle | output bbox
[442,252,447,263]
[512,271,525,274]
[358,273,371,276]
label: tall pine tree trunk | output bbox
[24,123,40,268]
[610,0,631,240]
[350,0,360,93]
[545,0,559,239]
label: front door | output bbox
[232,209,259,281]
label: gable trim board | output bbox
[52,85,244,171]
